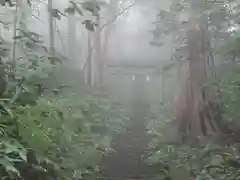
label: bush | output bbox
[0,54,128,179]
[147,143,240,180]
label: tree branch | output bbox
[100,1,136,30]
[80,1,136,75]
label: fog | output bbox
[0,0,237,179]
[22,0,174,66]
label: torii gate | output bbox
[105,62,163,107]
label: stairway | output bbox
[99,103,160,180]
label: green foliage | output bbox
[147,1,240,179]
[64,0,106,32]
[0,138,27,177]
[146,70,240,179]
[147,143,240,180]
[214,70,240,132]
[147,102,177,147]
[218,36,240,61]
[0,51,128,179]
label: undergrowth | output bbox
[146,69,240,180]
[0,54,129,180]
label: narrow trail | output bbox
[99,101,159,180]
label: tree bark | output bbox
[11,0,20,66]
[176,17,222,144]
[48,0,55,55]
[87,32,93,88]
[95,16,103,88]
[67,1,77,66]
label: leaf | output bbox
[18,30,42,43]
[161,169,169,175]
[222,152,232,157]
[81,1,99,16]
[4,156,22,163]
[0,157,20,176]
[83,20,95,32]
[48,56,61,65]
[27,0,31,6]
[64,7,75,14]
[3,139,27,161]
[69,1,83,16]
[0,104,13,118]
[0,0,14,7]
[51,9,61,20]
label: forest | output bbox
[0,0,240,180]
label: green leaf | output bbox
[0,157,20,176]
[0,104,13,118]
[4,156,22,163]
[83,20,95,32]
[3,139,27,161]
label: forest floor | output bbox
[98,101,160,180]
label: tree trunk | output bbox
[176,17,222,144]
[87,32,93,88]
[48,0,55,55]
[11,0,21,66]
[101,26,111,88]
[100,0,118,88]
[67,1,77,66]
[95,16,103,88]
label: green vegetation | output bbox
[2,0,240,179]
[145,0,240,179]
[0,55,129,180]
[146,46,240,180]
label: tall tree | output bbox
[48,0,55,55]
[87,31,93,87]
[150,0,240,143]
[94,14,102,88]
[74,0,135,88]
[11,0,21,65]
[97,0,135,88]
[101,0,118,86]
[67,0,77,65]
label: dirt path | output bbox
[99,102,159,180]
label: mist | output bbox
[0,0,240,180]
